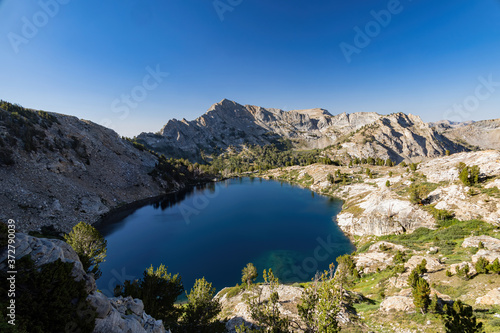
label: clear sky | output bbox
[1,0,499,137]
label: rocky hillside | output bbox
[0,102,201,233]
[431,118,500,151]
[328,112,469,164]
[266,150,500,237]
[251,150,500,332]
[0,232,167,333]
[137,99,470,163]
[137,99,382,160]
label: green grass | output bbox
[342,204,364,217]
[352,299,380,313]
[432,281,469,299]
[218,284,245,299]
[481,186,500,198]
[379,219,495,253]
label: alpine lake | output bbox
[96,177,355,297]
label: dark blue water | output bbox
[96,178,354,297]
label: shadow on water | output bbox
[95,178,354,297]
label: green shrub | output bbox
[0,257,95,332]
[475,257,490,274]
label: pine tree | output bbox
[242,263,258,287]
[487,258,500,274]
[475,257,490,274]
[246,269,290,332]
[430,293,440,313]
[297,263,341,333]
[179,277,226,333]
[64,221,107,279]
[114,264,184,329]
[443,300,483,333]
[412,277,431,314]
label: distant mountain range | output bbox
[137,99,499,163]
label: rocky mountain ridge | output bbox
[137,99,383,159]
[0,103,193,233]
[431,118,500,151]
[137,99,474,163]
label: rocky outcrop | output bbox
[0,233,96,293]
[218,284,304,332]
[380,296,415,312]
[0,233,166,333]
[138,99,468,163]
[137,99,381,160]
[471,249,500,264]
[91,295,165,333]
[475,288,500,306]
[336,189,435,237]
[462,235,500,251]
[355,242,410,274]
[418,150,500,183]
[432,118,500,151]
[404,256,444,273]
[330,113,468,163]
[449,262,477,276]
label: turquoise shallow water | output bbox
[96,178,354,297]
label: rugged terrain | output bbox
[216,149,500,332]
[0,232,167,333]
[137,99,471,163]
[0,103,196,232]
[431,118,500,151]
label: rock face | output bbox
[336,186,435,237]
[475,288,500,305]
[0,233,166,333]
[218,284,304,333]
[0,106,179,232]
[418,150,500,183]
[330,113,468,163]
[91,295,165,333]
[137,99,468,163]
[355,241,409,273]
[432,118,500,151]
[138,99,381,159]
[380,296,415,312]
[462,235,500,251]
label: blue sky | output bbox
[1,0,499,137]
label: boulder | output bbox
[462,235,500,252]
[87,292,112,319]
[0,233,96,293]
[380,296,415,312]
[405,256,444,273]
[93,296,165,333]
[476,288,500,306]
[449,262,477,276]
[472,249,500,264]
